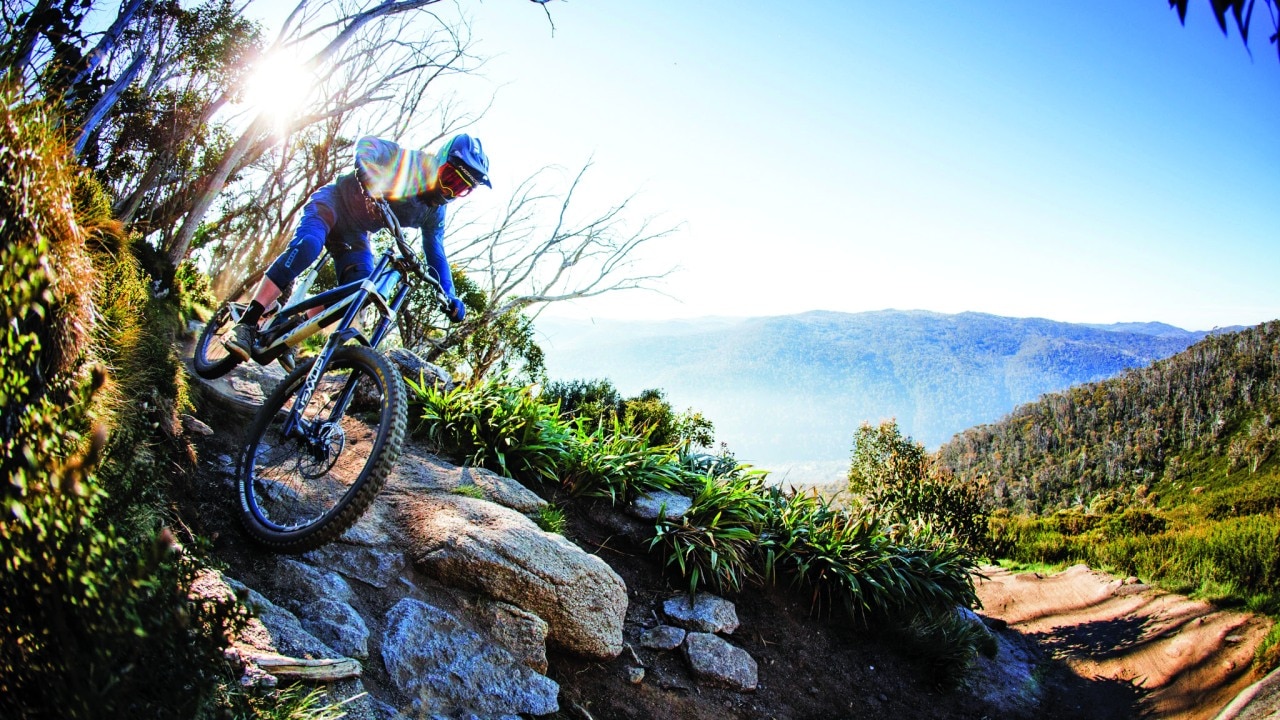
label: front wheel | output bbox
[237,345,407,553]
[193,302,245,379]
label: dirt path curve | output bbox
[976,564,1274,719]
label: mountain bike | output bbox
[192,198,449,552]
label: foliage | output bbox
[407,373,985,670]
[544,378,716,450]
[848,421,993,555]
[651,470,772,595]
[554,417,685,502]
[1168,0,1280,64]
[536,503,567,535]
[939,323,1280,513]
[415,270,546,384]
[407,378,565,481]
[0,90,245,718]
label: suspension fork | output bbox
[280,286,377,439]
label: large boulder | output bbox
[382,597,559,718]
[396,492,628,659]
[391,446,547,517]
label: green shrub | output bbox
[651,471,771,594]
[407,378,566,481]
[1102,508,1167,538]
[760,487,979,621]
[556,417,684,501]
[848,421,993,555]
[536,504,567,535]
[0,89,243,719]
[545,379,715,450]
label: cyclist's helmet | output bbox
[434,133,491,199]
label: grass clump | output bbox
[407,375,987,672]
[0,89,246,719]
[536,503,568,535]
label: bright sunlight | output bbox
[242,50,313,133]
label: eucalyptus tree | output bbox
[413,161,678,366]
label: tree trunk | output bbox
[73,51,146,156]
[66,0,145,100]
[166,114,268,266]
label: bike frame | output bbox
[253,198,444,442]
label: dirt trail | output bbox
[977,564,1273,720]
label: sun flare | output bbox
[243,51,313,132]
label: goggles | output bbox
[437,161,478,199]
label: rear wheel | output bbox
[193,302,245,379]
[237,345,406,553]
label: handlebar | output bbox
[371,197,451,309]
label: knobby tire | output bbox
[237,345,407,553]
[193,302,245,379]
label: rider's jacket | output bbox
[266,137,458,299]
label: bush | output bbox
[651,471,771,594]
[407,378,566,481]
[0,91,243,718]
[848,421,993,555]
[545,379,715,450]
[556,417,684,501]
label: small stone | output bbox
[663,593,739,634]
[1226,634,1244,643]
[682,632,757,692]
[181,414,214,436]
[640,625,686,650]
[878,693,889,703]
[628,667,645,685]
[628,490,694,521]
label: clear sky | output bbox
[256,1,1280,331]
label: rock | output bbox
[628,666,646,684]
[387,348,453,391]
[640,625,687,650]
[382,598,559,718]
[181,413,214,436]
[663,592,740,634]
[392,448,547,516]
[954,606,997,658]
[586,501,654,544]
[463,596,551,673]
[628,490,693,521]
[297,598,370,659]
[227,580,342,660]
[397,492,628,659]
[304,542,406,589]
[272,558,354,603]
[682,632,758,692]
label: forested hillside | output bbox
[540,310,1217,475]
[937,321,1280,513]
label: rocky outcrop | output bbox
[382,598,559,718]
[396,492,628,659]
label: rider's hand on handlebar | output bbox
[446,296,466,323]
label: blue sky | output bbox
[254,1,1280,331]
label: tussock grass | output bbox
[408,377,988,671]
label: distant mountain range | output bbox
[535,310,1238,486]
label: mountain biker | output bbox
[223,133,491,362]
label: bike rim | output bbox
[243,355,390,534]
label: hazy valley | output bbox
[536,309,1227,485]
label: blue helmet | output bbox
[438,133,491,188]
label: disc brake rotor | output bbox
[297,421,346,479]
